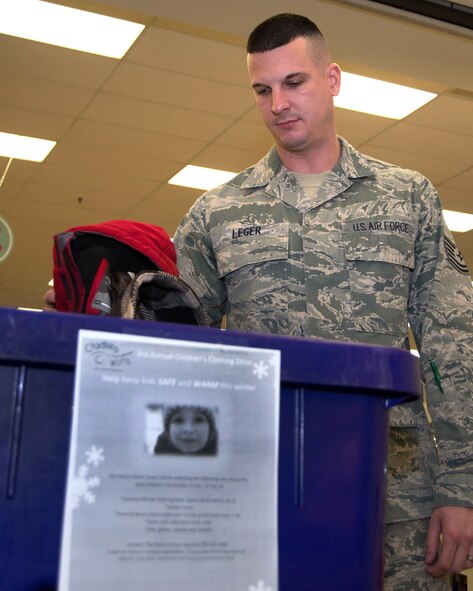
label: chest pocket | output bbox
[211,222,289,279]
[342,219,416,336]
[209,222,290,331]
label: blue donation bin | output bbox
[0,307,420,591]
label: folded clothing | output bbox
[52,219,209,326]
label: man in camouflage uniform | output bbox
[173,13,473,590]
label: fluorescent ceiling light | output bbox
[0,0,144,59]
[169,165,237,191]
[443,210,473,233]
[0,131,56,162]
[335,72,437,119]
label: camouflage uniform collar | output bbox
[233,137,375,191]
[229,146,282,190]
[336,137,375,180]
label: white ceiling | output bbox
[0,0,472,309]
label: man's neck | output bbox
[277,137,341,174]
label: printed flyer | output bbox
[58,330,280,591]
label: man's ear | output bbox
[327,63,342,97]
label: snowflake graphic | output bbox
[86,445,105,467]
[71,465,100,509]
[252,360,269,379]
[248,580,272,591]
[71,445,105,509]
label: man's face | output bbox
[247,37,340,158]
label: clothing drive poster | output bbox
[58,329,280,591]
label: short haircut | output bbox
[247,13,324,53]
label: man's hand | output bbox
[43,288,56,311]
[425,506,473,577]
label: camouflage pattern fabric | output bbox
[174,136,473,522]
[385,519,451,590]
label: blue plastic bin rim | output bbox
[0,307,421,404]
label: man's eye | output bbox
[255,87,269,95]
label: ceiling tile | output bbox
[46,143,179,182]
[62,119,207,162]
[145,182,201,205]
[215,120,273,152]
[406,94,473,136]
[441,167,473,193]
[325,3,473,91]
[0,104,74,139]
[28,163,158,199]
[9,184,144,218]
[0,195,15,213]
[358,144,470,185]
[8,200,125,227]
[103,62,254,117]
[367,123,473,166]
[130,184,201,233]
[0,156,39,183]
[0,180,27,203]
[242,105,262,123]
[125,199,180,235]
[436,185,473,214]
[0,34,118,88]
[83,92,233,141]
[191,144,265,172]
[0,70,95,117]
[335,109,396,146]
[126,26,249,87]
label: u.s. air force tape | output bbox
[444,236,470,275]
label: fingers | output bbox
[424,511,441,567]
[425,539,462,577]
[43,288,56,311]
[425,507,473,578]
[466,552,473,569]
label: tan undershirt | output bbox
[292,171,330,210]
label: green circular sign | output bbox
[0,215,14,263]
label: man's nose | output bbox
[271,89,289,114]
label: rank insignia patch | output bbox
[444,236,470,275]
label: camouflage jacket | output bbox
[174,137,473,522]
